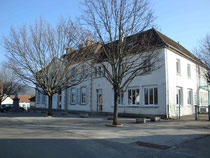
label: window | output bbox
[118,91,124,105]
[81,87,87,104]
[176,87,182,106]
[71,88,77,104]
[176,59,181,74]
[37,92,41,104]
[128,88,140,105]
[94,65,104,77]
[81,65,88,78]
[144,59,151,73]
[42,94,46,104]
[144,87,158,105]
[187,64,191,78]
[187,89,193,105]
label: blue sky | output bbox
[0,0,210,62]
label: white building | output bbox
[35,29,209,118]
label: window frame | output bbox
[80,86,87,105]
[128,87,140,106]
[118,91,124,105]
[143,86,158,106]
[176,87,183,106]
[187,89,193,105]
[176,59,181,74]
[70,88,77,105]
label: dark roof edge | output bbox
[152,28,207,68]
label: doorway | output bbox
[96,89,103,111]
[176,87,182,118]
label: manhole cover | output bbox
[131,141,171,150]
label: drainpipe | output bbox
[165,48,170,118]
[90,68,93,111]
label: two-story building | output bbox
[35,28,209,118]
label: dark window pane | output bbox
[132,89,136,104]
[144,88,148,105]
[154,88,158,105]
[128,90,131,105]
[149,88,153,104]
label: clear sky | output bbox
[0,0,210,62]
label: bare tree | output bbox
[2,17,89,115]
[82,0,162,125]
[194,33,210,83]
[0,65,24,105]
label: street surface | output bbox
[0,112,209,158]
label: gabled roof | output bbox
[65,28,204,66]
[153,29,201,63]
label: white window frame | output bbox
[118,91,124,105]
[176,59,181,74]
[187,89,193,105]
[187,64,191,78]
[80,87,87,105]
[71,88,77,104]
[128,87,140,106]
[143,86,158,106]
[176,87,183,106]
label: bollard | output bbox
[208,105,210,121]
[195,105,198,120]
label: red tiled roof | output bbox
[18,95,31,103]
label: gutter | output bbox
[165,44,203,66]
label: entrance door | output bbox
[176,87,182,118]
[96,89,103,111]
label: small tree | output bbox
[0,65,23,105]
[194,33,210,83]
[2,17,89,115]
[82,0,162,125]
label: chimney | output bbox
[66,47,74,54]
[78,44,84,49]
[86,39,95,46]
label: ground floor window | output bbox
[81,87,87,104]
[71,88,77,104]
[176,87,182,106]
[128,88,140,105]
[37,92,41,104]
[144,87,158,105]
[187,89,193,105]
[118,91,124,105]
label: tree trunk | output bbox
[113,88,119,125]
[48,95,53,116]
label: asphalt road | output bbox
[0,112,209,158]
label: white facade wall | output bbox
[166,48,208,117]
[35,47,209,118]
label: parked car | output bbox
[0,104,13,112]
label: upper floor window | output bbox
[81,87,87,104]
[128,88,140,105]
[144,59,152,73]
[176,59,181,74]
[187,64,191,78]
[94,65,104,77]
[144,87,158,105]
